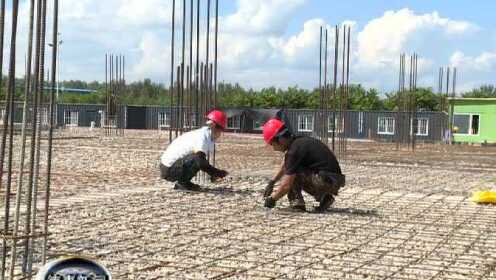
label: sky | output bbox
[7,0,496,94]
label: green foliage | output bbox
[7,76,491,112]
[463,85,496,98]
[383,87,440,111]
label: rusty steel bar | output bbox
[0,0,6,275]
[318,26,323,140]
[10,0,35,272]
[213,0,218,108]
[332,25,338,152]
[1,0,19,277]
[195,0,200,127]
[344,26,351,156]
[42,0,58,264]
[209,63,213,111]
[324,28,329,143]
[446,67,451,144]
[205,0,210,83]
[449,67,456,144]
[22,0,43,273]
[339,25,346,160]
[396,54,402,150]
[176,65,181,137]
[187,0,193,131]
[179,0,186,134]
[28,0,48,273]
[169,0,176,142]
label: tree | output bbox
[463,85,496,98]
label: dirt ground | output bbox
[3,128,496,279]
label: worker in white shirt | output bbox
[159,110,229,191]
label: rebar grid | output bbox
[2,132,492,279]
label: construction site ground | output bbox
[4,128,496,279]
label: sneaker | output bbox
[314,194,335,213]
[174,182,202,191]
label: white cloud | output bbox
[450,51,496,71]
[356,8,478,68]
[224,0,306,35]
[4,2,490,94]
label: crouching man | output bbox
[159,110,229,191]
[262,119,345,212]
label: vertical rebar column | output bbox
[169,0,176,142]
[10,0,35,274]
[0,0,17,277]
[105,54,108,134]
[42,0,58,264]
[338,25,346,160]
[179,0,186,134]
[22,0,43,274]
[212,0,218,165]
[27,0,47,273]
[0,0,6,275]
[332,25,339,152]
[395,55,401,150]
[213,0,219,108]
[411,54,417,152]
[446,67,451,144]
[449,67,456,144]
[323,29,328,143]
[318,26,322,141]
[195,0,200,127]
[187,0,193,130]
[344,26,351,157]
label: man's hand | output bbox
[214,169,229,178]
[263,180,275,198]
[264,196,276,209]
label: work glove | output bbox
[263,180,275,198]
[214,169,228,179]
[264,196,276,209]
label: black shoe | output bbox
[174,182,201,191]
[290,205,306,212]
[314,194,335,213]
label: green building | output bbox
[449,98,496,144]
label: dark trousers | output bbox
[288,171,345,206]
[160,153,203,184]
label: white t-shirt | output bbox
[160,127,215,167]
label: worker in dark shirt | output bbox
[262,118,345,212]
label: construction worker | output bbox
[159,110,229,191]
[262,118,345,212]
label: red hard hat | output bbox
[263,118,285,144]
[206,110,227,129]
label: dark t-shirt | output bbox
[284,136,342,175]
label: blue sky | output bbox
[10,0,496,94]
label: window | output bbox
[453,114,479,135]
[298,114,314,132]
[377,117,395,135]
[39,108,49,126]
[358,112,364,134]
[64,111,79,127]
[158,112,170,128]
[227,115,241,129]
[253,120,263,131]
[411,118,429,136]
[182,113,197,128]
[328,115,343,133]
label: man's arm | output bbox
[271,174,296,201]
[271,161,285,183]
[195,151,228,178]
